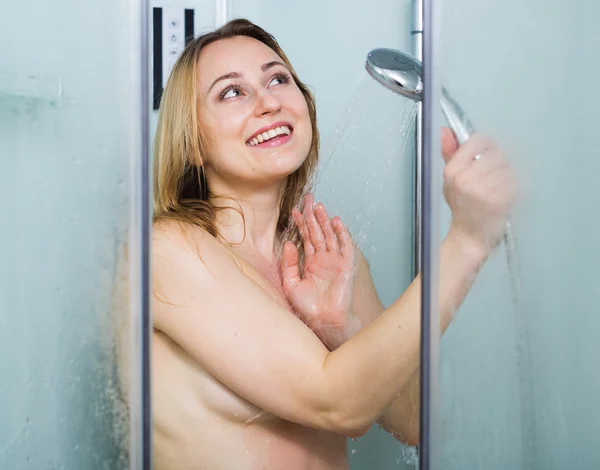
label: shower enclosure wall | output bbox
[437,1,600,468]
[0,0,146,468]
[1,0,599,469]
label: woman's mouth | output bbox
[246,124,293,148]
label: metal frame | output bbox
[140,0,152,465]
[418,0,441,468]
[130,0,152,468]
[411,0,423,278]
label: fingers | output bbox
[294,194,348,255]
[304,194,327,252]
[292,207,314,257]
[443,133,501,184]
[485,167,519,212]
[331,216,354,261]
[449,133,493,172]
[281,241,301,292]
[314,203,340,253]
[465,147,509,179]
[441,127,460,163]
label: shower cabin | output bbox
[1,0,598,468]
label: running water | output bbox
[312,78,418,252]
[279,77,418,267]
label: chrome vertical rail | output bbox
[129,0,152,467]
[419,0,441,468]
[140,0,152,465]
[411,0,423,278]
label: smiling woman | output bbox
[194,35,313,192]
[153,22,318,237]
[146,18,517,470]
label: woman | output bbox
[151,18,517,470]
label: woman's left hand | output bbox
[281,194,361,351]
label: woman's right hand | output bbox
[441,127,518,258]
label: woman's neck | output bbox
[211,184,286,263]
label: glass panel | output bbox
[148,2,424,469]
[0,0,141,468]
[437,1,600,468]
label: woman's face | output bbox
[197,36,312,188]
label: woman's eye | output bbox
[269,73,291,87]
[220,86,242,100]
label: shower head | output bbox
[365,46,520,307]
[365,48,424,102]
[365,47,475,143]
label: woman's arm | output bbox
[352,233,486,445]
[349,249,421,445]
[152,216,486,438]
[345,128,517,444]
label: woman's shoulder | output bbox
[153,218,212,245]
[152,219,242,272]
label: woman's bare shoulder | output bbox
[152,219,242,274]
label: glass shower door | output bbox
[0,0,144,468]
[436,0,600,468]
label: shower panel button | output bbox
[153,6,195,109]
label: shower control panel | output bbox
[153,6,195,109]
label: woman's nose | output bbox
[255,89,282,115]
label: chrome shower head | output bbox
[365,46,520,307]
[365,47,475,143]
[365,48,424,101]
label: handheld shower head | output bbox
[365,48,475,144]
[366,46,520,304]
[365,48,423,101]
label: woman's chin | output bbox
[255,151,307,178]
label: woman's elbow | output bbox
[378,420,420,447]
[323,408,375,438]
[391,427,420,447]
[346,423,372,439]
[402,432,420,447]
[304,380,377,437]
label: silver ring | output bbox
[473,154,482,161]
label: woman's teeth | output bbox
[248,126,291,146]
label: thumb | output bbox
[281,242,301,293]
[441,127,460,164]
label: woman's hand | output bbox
[281,194,361,351]
[441,127,519,258]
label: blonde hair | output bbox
[153,18,319,243]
